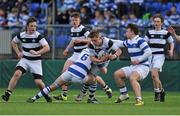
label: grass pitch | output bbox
[0,88,180,115]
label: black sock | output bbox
[103,85,109,91]
[5,90,12,96]
[62,90,68,97]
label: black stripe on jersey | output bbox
[149,44,165,48]
[18,34,44,43]
[146,31,151,38]
[164,32,171,39]
[152,51,164,54]
[71,27,88,37]
[74,49,83,53]
[71,32,85,37]
[22,46,41,52]
[74,42,88,46]
[108,40,113,49]
[89,43,94,49]
[23,55,42,60]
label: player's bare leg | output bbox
[151,68,165,102]
[2,70,23,101]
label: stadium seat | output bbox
[55,35,70,48]
[167,2,173,11]
[176,2,180,13]
[40,3,48,9]
[30,3,40,12]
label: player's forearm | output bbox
[11,41,21,55]
[114,48,122,57]
[37,44,50,55]
[169,43,174,52]
[80,39,90,43]
[65,40,74,51]
[173,34,180,42]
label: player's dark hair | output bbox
[127,23,139,35]
[153,14,164,23]
[26,17,37,26]
[70,12,80,18]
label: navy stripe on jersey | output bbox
[17,34,43,43]
[74,42,88,46]
[129,51,144,57]
[140,59,148,64]
[71,28,88,37]
[149,44,165,48]
[23,55,42,60]
[22,46,41,52]
[74,62,89,73]
[68,67,85,79]
[142,45,149,51]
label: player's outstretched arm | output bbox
[168,26,180,42]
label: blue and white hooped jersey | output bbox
[68,48,92,79]
[124,36,151,67]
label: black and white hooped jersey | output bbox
[12,31,48,60]
[71,25,90,53]
[88,37,119,58]
[145,29,174,54]
[68,48,92,79]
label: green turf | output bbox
[0,88,180,115]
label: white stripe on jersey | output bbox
[22,51,41,57]
[22,43,40,48]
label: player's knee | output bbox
[151,73,159,81]
[100,68,107,74]
[114,70,123,79]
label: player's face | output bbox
[125,28,132,39]
[91,36,102,46]
[153,17,163,29]
[27,22,37,34]
[71,17,80,28]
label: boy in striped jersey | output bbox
[26,48,108,103]
[114,24,152,106]
[145,14,174,102]
[1,17,51,102]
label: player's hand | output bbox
[109,54,117,60]
[168,50,173,58]
[131,60,140,65]
[30,50,39,55]
[74,39,82,44]
[99,55,109,62]
[168,26,175,35]
[63,49,68,56]
[17,52,23,59]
